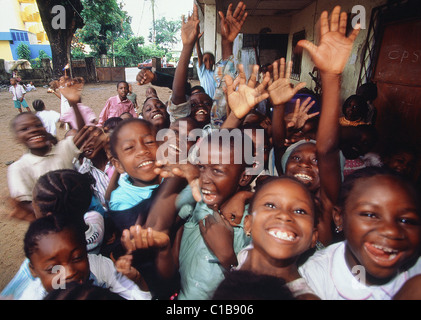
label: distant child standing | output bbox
[32,99,61,136]
[127,84,138,110]
[98,81,137,126]
[9,77,30,113]
[196,31,216,99]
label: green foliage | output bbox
[78,0,133,55]
[17,43,31,61]
[149,17,181,50]
[30,50,52,68]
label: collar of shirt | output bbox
[330,241,409,300]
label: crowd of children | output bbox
[2,2,421,301]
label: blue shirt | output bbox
[176,186,251,300]
[109,173,160,211]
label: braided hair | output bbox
[33,169,95,226]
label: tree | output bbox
[36,0,84,78]
[149,17,181,50]
[17,43,31,61]
[78,0,133,57]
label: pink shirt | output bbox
[97,95,137,126]
[60,103,97,130]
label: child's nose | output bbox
[276,209,293,222]
[378,220,405,240]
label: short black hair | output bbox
[33,169,94,224]
[32,99,45,112]
[117,80,129,89]
[44,282,125,300]
[24,215,86,259]
[212,270,295,300]
[337,166,421,213]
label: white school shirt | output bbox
[36,110,61,136]
[299,241,421,300]
[9,84,26,100]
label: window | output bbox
[291,30,306,81]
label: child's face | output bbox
[249,179,317,262]
[190,93,212,125]
[340,175,421,284]
[142,98,169,129]
[384,152,415,176]
[197,142,247,209]
[117,82,129,100]
[344,99,363,121]
[113,121,160,187]
[10,79,16,86]
[203,53,215,71]
[29,228,90,293]
[285,143,320,193]
[14,113,49,150]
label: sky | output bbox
[120,0,195,46]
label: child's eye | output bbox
[265,202,276,209]
[291,155,300,161]
[197,164,205,171]
[312,158,318,164]
[123,145,134,151]
[399,217,421,226]
[213,168,224,175]
[361,212,377,219]
[293,208,307,215]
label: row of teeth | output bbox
[29,135,44,141]
[268,230,296,241]
[152,114,163,119]
[196,110,207,115]
[294,173,312,181]
[201,189,212,195]
[371,244,398,254]
[138,160,154,168]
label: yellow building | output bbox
[0,0,49,61]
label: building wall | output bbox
[285,0,388,101]
[0,41,13,60]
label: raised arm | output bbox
[171,4,200,105]
[297,6,360,245]
[219,2,248,60]
[196,32,204,68]
[268,58,306,174]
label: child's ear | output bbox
[238,171,253,187]
[244,214,253,236]
[332,206,344,233]
[112,157,126,174]
[310,228,319,249]
[28,261,38,279]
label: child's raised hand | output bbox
[136,69,155,85]
[59,80,84,106]
[181,4,200,47]
[287,97,319,131]
[154,161,202,202]
[297,6,360,75]
[121,225,170,254]
[268,58,306,106]
[224,64,270,119]
[219,2,248,42]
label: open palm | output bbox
[297,6,360,74]
[268,58,306,106]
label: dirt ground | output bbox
[0,77,195,291]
